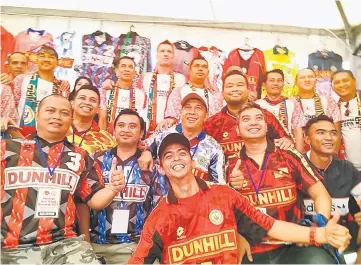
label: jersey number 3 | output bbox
[66,152,82,171]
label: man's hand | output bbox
[1,117,19,132]
[320,212,351,253]
[101,79,115,91]
[229,159,244,190]
[109,157,125,193]
[0,73,12,85]
[274,137,294,150]
[155,118,177,132]
[248,91,257,102]
[237,234,253,263]
[138,150,154,172]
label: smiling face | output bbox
[159,143,193,180]
[113,114,144,147]
[37,48,58,72]
[306,120,338,155]
[265,72,284,97]
[181,98,207,132]
[189,59,209,83]
[36,96,72,138]
[332,72,356,100]
[223,74,248,106]
[237,107,267,140]
[72,89,99,119]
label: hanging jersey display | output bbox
[264,46,298,98]
[14,28,53,73]
[172,40,199,76]
[308,51,343,101]
[81,32,120,88]
[198,46,227,92]
[54,32,80,86]
[1,26,15,72]
[117,32,152,85]
[224,48,266,98]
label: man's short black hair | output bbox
[113,56,136,69]
[73,85,100,102]
[222,69,249,89]
[331,70,355,81]
[189,55,208,68]
[305,115,334,135]
[264,69,284,83]
[113,108,146,132]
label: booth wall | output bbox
[2,13,354,72]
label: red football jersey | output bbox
[227,140,321,254]
[204,107,291,173]
[128,178,275,264]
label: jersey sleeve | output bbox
[264,108,291,139]
[76,153,104,203]
[209,142,226,184]
[128,213,164,264]
[164,86,182,119]
[228,186,275,244]
[287,149,320,194]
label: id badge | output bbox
[111,209,130,234]
[35,188,61,218]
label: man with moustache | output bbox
[1,95,125,264]
[332,70,361,170]
[257,69,306,152]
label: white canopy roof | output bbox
[2,0,361,31]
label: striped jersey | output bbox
[1,134,103,248]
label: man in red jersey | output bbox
[228,102,343,264]
[128,133,350,264]
[204,70,293,167]
[1,95,125,264]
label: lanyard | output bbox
[191,143,200,159]
[72,125,91,148]
[244,153,269,200]
[35,138,65,179]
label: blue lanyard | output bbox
[191,143,200,159]
[35,138,65,180]
[244,153,269,198]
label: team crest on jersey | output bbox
[23,105,35,125]
[330,65,337,72]
[4,167,80,194]
[274,167,289,179]
[209,209,224,225]
[176,226,186,240]
[222,132,229,139]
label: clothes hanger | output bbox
[94,20,105,36]
[239,37,252,51]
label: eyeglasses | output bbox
[344,101,350,117]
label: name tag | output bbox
[111,209,130,234]
[35,188,61,218]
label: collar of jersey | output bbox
[29,132,69,147]
[110,147,141,166]
[72,120,100,135]
[240,138,275,160]
[166,177,210,204]
[222,106,237,120]
[175,123,206,143]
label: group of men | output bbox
[0,40,361,264]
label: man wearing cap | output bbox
[128,133,351,264]
[12,45,70,137]
[140,87,225,183]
